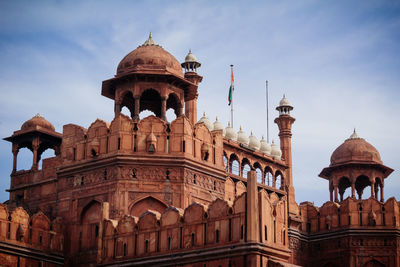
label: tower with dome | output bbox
[1,34,399,267]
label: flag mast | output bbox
[266,80,270,142]
[230,64,234,128]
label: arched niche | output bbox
[80,200,101,250]
[129,196,168,218]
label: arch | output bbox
[362,259,385,267]
[140,89,162,118]
[120,91,135,119]
[80,200,101,250]
[241,158,251,178]
[166,93,181,120]
[275,170,284,190]
[229,153,240,176]
[253,162,263,183]
[355,175,371,199]
[223,151,228,172]
[264,166,273,186]
[338,176,351,201]
[129,196,168,217]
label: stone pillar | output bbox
[134,95,140,120]
[32,138,40,170]
[246,170,258,242]
[334,184,338,202]
[351,182,356,198]
[161,97,167,121]
[12,144,19,173]
[329,185,333,202]
[380,184,384,202]
[371,182,375,199]
[185,93,198,125]
[114,103,121,117]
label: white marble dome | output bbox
[271,140,282,159]
[237,126,249,145]
[197,112,213,131]
[248,132,260,150]
[224,122,237,141]
[260,136,271,155]
[213,117,225,136]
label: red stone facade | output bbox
[2,35,399,266]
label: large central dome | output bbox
[330,130,382,166]
[116,33,183,78]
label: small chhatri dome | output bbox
[248,132,261,150]
[330,130,382,166]
[260,136,272,155]
[276,94,293,115]
[185,49,197,62]
[237,126,249,145]
[225,122,237,141]
[21,114,55,132]
[213,117,225,136]
[181,49,201,73]
[197,112,213,131]
[271,140,282,159]
[117,33,183,78]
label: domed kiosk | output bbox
[101,33,202,123]
[319,130,393,202]
[4,114,61,171]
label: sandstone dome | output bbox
[116,33,183,78]
[330,130,382,166]
[21,114,55,132]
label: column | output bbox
[133,95,140,120]
[161,97,167,121]
[329,185,333,202]
[351,182,356,198]
[380,184,384,202]
[32,138,40,170]
[114,103,121,117]
[371,181,375,199]
[334,184,338,202]
[12,144,19,173]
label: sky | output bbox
[0,0,399,206]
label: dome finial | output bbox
[349,128,360,139]
[142,32,157,46]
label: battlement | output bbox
[299,197,400,234]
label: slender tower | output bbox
[274,95,297,215]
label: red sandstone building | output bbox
[1,34,399,267]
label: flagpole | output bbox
[230,64,234,128]
[266,80,269,143]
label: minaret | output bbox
[181,50,203,125]
[274,95,297,214]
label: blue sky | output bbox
[0,1,399,206]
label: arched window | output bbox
[253,162,262,183]
[241,158,251,178]
[275,171,284,190]
[338,177,351,201]
[120,91,135,119]
[229,154,240,176]
[264,167,273,186]
[166,93,181,121]
[355,175,371,199]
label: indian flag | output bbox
[228,66,234,105]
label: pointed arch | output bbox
[80,200,101,250]
[129,196,168,217]
[120,91,135,119]
[140,89,162,118]
[166,92,182,120]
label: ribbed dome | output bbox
[248,132,260,150]
[260,136,272,155]
[21,114,55,132]
[116,33,183,78]
[330,130,382,166]
[213,117,225,136]
[237,126,249,145]
[197,112,213,131]
[225,122,237,141]
[271,140,282,159]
